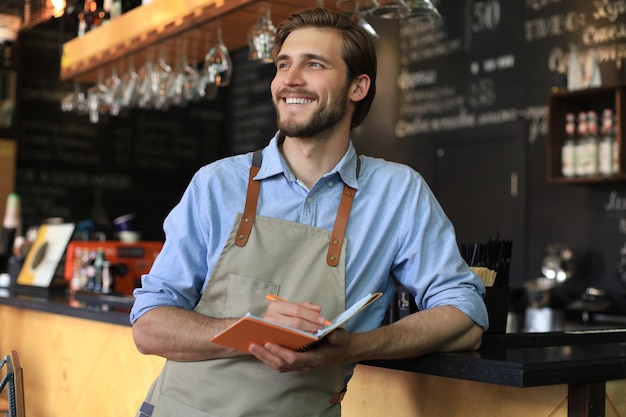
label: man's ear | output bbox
[349,75,371,102]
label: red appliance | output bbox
[64,241,163,296]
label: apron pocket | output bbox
[224,273,279,316]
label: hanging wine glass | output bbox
[182,40,202,103]
[87,70,109,124]
[175,38,204,103]
[166,39,196,106]
[335,0,379,40]
[198,72,219,101]
[247,4,276,63]
[117,56,139,111]
[348,0,380,41]
[203,21,233,88]
[197,35,218,101]
[405,0,442,24]
[151,46,172,110]
[368,0,411,19]
[61,90,74,112]
[61,82,86,114]
[135,50,155,109]
[72,83,88,115]
[103,64,122,116]
[166,51,186,107]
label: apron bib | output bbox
[138,151,357,417]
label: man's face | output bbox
[270,27,352,138]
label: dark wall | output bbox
[14,19,228,241]
[11,2,626,311]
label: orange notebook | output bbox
[211,292,382,353]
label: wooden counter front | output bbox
[343,366,626,417]
[0,304,164,417]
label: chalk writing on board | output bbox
[464,0,502,50]
[393,0,626,141]
[605,191,626,216]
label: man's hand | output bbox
[249,296,344,371]
[263,297,330,334]
[248,329,350,372]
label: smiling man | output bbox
[131,7,488,417]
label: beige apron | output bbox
[138,150,358,417]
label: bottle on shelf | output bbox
[77,0,107,37]
[598,108,616,176]
[585,110,599,177]
[574,112,588,176]
[93,247,106,293]
[0,193,20,273]
[110,0,122,19]
[102,0,113,23]
[614,136,621,175]
[609,109,620,174]
[561,112,577,178]
[70,247,84,293]
[101,260,113,294]
[85,249,96,290]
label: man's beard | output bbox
[275,84,349,139]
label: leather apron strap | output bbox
[235,149,360,268]
[327,185,356,267]
[235,150,262,247]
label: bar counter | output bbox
[366,331,626,416]
[1,291,625,416]
[0,289,134,326]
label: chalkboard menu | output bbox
[396,0,626,143]
[227,47,277,154]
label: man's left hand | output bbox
[248,329,349,372]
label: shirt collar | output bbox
[256,131,360,190]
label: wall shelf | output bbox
[547,85,625,184]
[60,0,328,83]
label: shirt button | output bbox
[307,197,313,204]
[328,181,334,187]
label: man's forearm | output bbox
[344,306,483,363]
[132,306,245,361]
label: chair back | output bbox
[0,350,25,417]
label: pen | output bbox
[265,294,287,302]
[266,294,332,326]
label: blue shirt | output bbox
[131,133,489,333]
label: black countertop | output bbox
[366,329,626,388]
[2,290,626,389]
[0,288,133,326]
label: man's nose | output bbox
[282,66,305,85]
